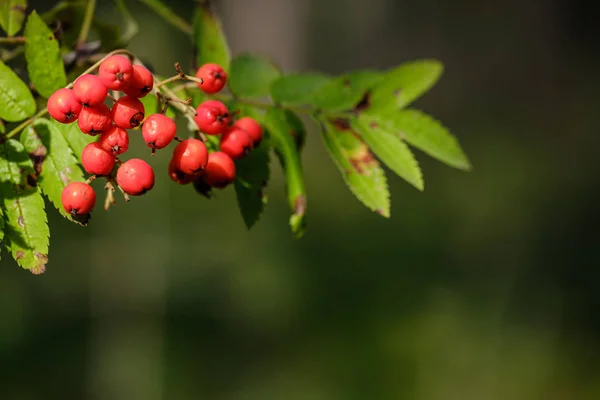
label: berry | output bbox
[62,182,96,215]
[47,88,82,123]
[168,159,194,185]
[194,100,231,135]
[202,151,236,188]
[233,116,263,145]
[219,127,253,159]
[77,104,113,135]
[171,138,209,176]
[97,126,129,155]
[124,65,154,98]
[72,74,108,107]
[195,63,227,94]
[116,158,155,196]
[111,95,145,129]
[98,54,133,90]
[142,114,176,150]
[81,142,116,176]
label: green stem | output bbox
[137,0,193,35]
[0,36,25,44]
[76,0,96,49]
[1,47,24,62]
[4,49,134,140]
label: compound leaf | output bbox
[312,70,383,112]
[0,138,49,274]
[24,10,67,98]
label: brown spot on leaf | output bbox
[369,122,379,129]
[60,167,72,185]
[393,89,401,97]
[332,118,351,131]
[349,144,377,174]
[30,256,47,275]
[354,91,371,112]
[26,173,37,187]
[18,215,24,227]
[15,251,24,260]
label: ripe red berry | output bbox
[142,114,176,150]
[62,182,96,215]
[98,54,133,90]
[194,100,231,135]
[47,88,82,124]
[111,95,145,129]
[202,151,236,188]
[168,159,195,185]
[72,74,108,107]
[77,104,113,135]
[219,127,253,159]
[116,158,155,196]
[124,65,154,98]
[195,63,227,94]
[97,126,129,155]
[171,138,209,175]
[81,142,116,176]
[233,116,263,145]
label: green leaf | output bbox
[234,141,270,229]
[0,138,49,274]
[312,70,383,112]
[264,107,307,237]
[0,206,4,261]
[53,119,94,165]
[0,60,36,122]
[24,10,67,98]
[137,0,192,35]
[140,93,177,120]
[390,109,471,171]
[22,119,87,224]
[228,54,281,98]
[115,0,139,45]
[367,60,443,113]
[0,0,27,36]
[0,120,5,134]
[270,73,330,105]
[352,114,424,191]
[319,118,390,217]
[192,0,230,72]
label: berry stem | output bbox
[1,46,24,62]
[0,36,25,45]
[76,0,96,50]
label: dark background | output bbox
[1,0,600,398]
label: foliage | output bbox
[0,0,471,273]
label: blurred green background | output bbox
[2,0,600,399]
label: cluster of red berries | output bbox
[47,56,262,218]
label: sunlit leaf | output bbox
[53,119,94,165]
[0,60,36,122]
[24,10,67,98]
[352,114,424,191]
[318,118,390,217]
[0,138,49,274]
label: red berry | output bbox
[124,65,154,98]
[219,127,253,159]
[142,114,176,150]
[111,95,145,129]
[195,63,227,94]
[98,55,133,90]
[168,159,194,185]
[62,182,96,215]
[47,88,82,124]
[81,142,116,176]
[97,126,129,155]
[72,74,108,107]
[77,104,113,135]
[202,151,236,188]
[233,116,263,145]
[194,100,231,135]
[116,158,155,196]
[171,138,209,175]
